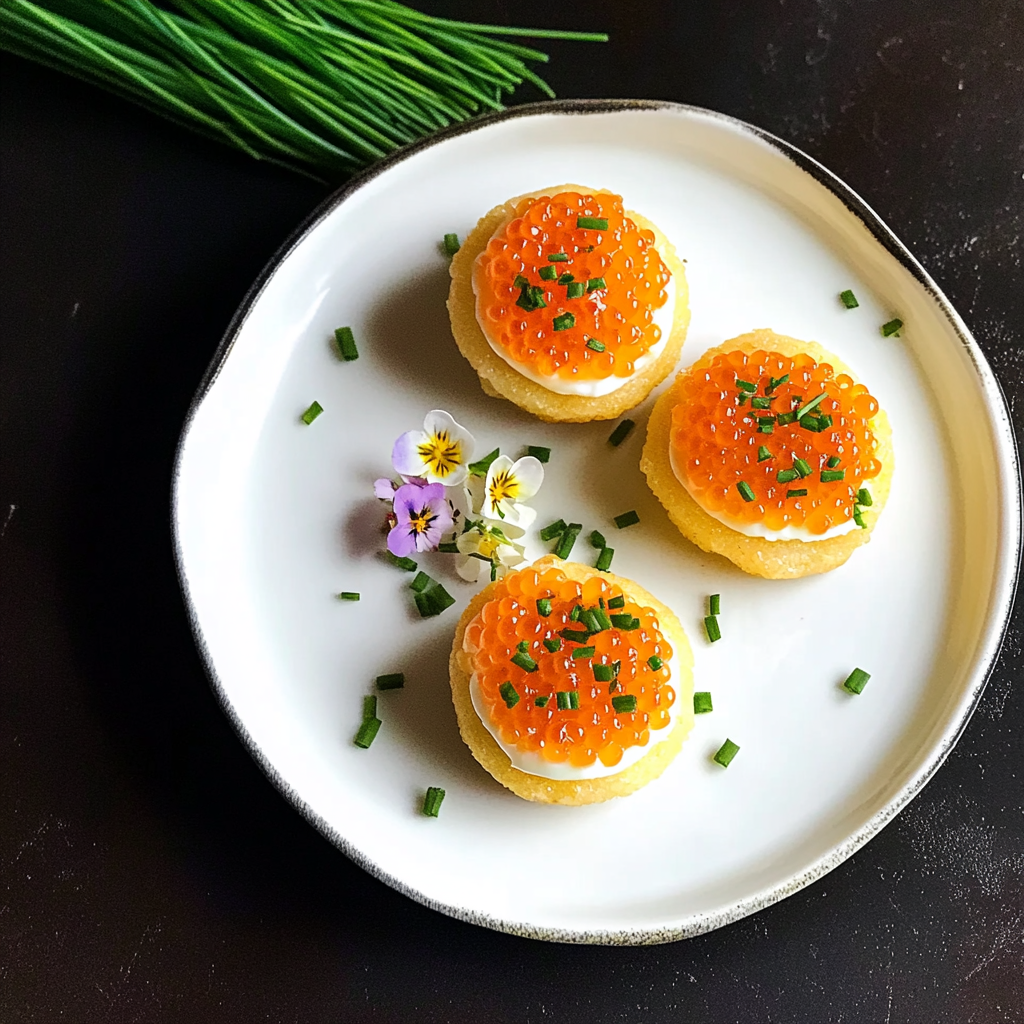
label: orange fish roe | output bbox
[671,349,883,535]
[472,191,672,383]
[464,564,676,770]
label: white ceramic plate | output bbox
[173,101,1020,944]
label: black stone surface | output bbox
[2,1,1022,1020]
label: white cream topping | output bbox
[465,646,682,781]
[668,445,862,542]
[473,228,675,397]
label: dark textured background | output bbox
[2,1,1022,1021]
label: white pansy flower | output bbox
[481,454,544,527]
[392,409,475,487]
[455,524,526,583]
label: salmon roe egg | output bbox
[472,191,672,383]
[464,565,676,768]
[670,349,883,535]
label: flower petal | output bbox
[392,430,428,477]
[507,456,544,500]
[387,523,418,557]
[415,409,475,486]
[463,474,485,515]
[456,553,487,582]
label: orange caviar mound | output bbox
[671,349,883,535]
[472,191,672,383]
[464,564,676,770]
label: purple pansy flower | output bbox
[387,482,453,557]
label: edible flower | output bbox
[455,521,526,582]
[480,454,544,528]
[392,410,475,486]
[387,482,453,557]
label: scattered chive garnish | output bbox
[839,289,859,309]
[415,582,455,617]
[383,551,418,572]
[438,541,459,553]
[793,458,812,478]
[569,691,581,710]
[517,640,529,653]
[857,488,873,507]
[526,445,551,463]
[557,272,575,285]
[647,655,663,671]
[548,253,569,262]
[572,646,596,660]
[787,489,808,498]
[608,595,626,610]
[337,592,360,601]
[827,456,841,468]
[552,312,575,331]
[301,400,323,425]
[796,393,827,419]
[593,663,615,682]
[566,281,586,299]
[610,613,634,629]
[881,318,903,337]
[752,396,772,409]
[334,326,359,362]
[536,598,552,616]
[513,274,529,288]
[540,519,568,542]
[376,673,405,690]
[535,696,550,707]
[467,447,500,477]
[736,481,756,503]
[586,277,606,292]
[736,379,757,393]
[353,716,381,749]
[767,373,790,393]
[704,615,721,643]
[854,508,867,529]
[592,607,613,631]
[515,282,547,312]
[510,651,538,672]
[577,216,608,230]
[843,667,871,694]
[608,419,636,446]
[709,594,721,616]
[611,694,637,713]
[713,739,740,767]
[590,530,607,549]
[554,522,583,559]
[499,681,520,708]
[422,787,445,818]
[596,547,614,571]
[758,421,775,435]
[758,445,773,462]
[570,605,583,622]
[586,337,606,352]
[821,469,846,482]
[442,233,461,257]
[410,571,433,593]
[693,692,714,714]
[580,608,602,634]
[543,638,562,653]
[539,265,557,281]
[556,691,573,710]
[776,410,797,426]
[614,510,640,529]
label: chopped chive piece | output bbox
[767,373,790,393]
[738,394,748,406]
[586,277,606,292]
[526,445,551,463]
[839,288,860,309]
[570,605,583,622]
[442,233,461,257]
[539,265,557,281]
[787,488,808,498]
[608,419,636,446]
[416,583,455,617]
[596,547,614,571]
[511,652,538,672]
[513,274,529,288]
[422,787,445,817]
[569,691,581,710]
[608,680,620,693]
[554,523,583,559]
[556,691,573,710]
[593,663,615,682]
[751,396,773,410]
[757,445,774,462]
[593,607,613,631]
[515,282,547,312]
[614,510,640,529]
[818,413,833,430]
[413,591,433,618]
[590,530,607,549]
[499,681,520,708]
[577,216,608,230]
[552,312,576,331]
[827,455,842,468]
[736,481,756,503]
[301,400,323,424]
[704,615,721,642]
[557,272,575,285]
[796,393,827,419]
[693,692,714,714]
[608,595,626,610]
[881,318,903,337]
[353,716,381,749]
[612,694,637,714]
[843,667,871,694]
[854,508,867,529]
[713,739,740,767]
[333,324,359,361]
[610,613,635,629]
[517,640,529,654]
[383,551,418,572]
[467,447,500,477]
[821,469,846,482]
[776,468,799,484]
[363,694,378,721]
[611,660,621,677]
[857,487,873,507]
[540,518,568,542]
[536,598,553,616]
[800,415,824,432]
[758,421,775,435]
[572,646,596,660]
[543,637,562,653]
[566,281,586,299]
[776,411,798,425]
[337,592,360,601]
[586,337,606,352]
[548,253,569,262]
[535,695,550,707]
[490,562,498,582]
[376,673,405,690]
[793,458,812,478]
[736,379,757,393]
[438,541,459,553]
[709,593,721,616]
[410,571,433,593]
[647,655,663,671]
[580,609,603,634]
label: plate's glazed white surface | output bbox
[173,101,1020,943]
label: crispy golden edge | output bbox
[447,184,690,423]
[448,556,695,805]
[640,328,895,580]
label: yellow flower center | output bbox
[417,430,462,478]
[477,534,500,559]
[488,469,519,506]
[408,507,436,534]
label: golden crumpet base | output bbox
[641,328,894,580]
[447,185,690,423]
[449,556,695,805]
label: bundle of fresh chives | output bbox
[0,0,607,179]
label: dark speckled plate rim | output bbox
[171,98,1022,945]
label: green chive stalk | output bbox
[0,0,607,179]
